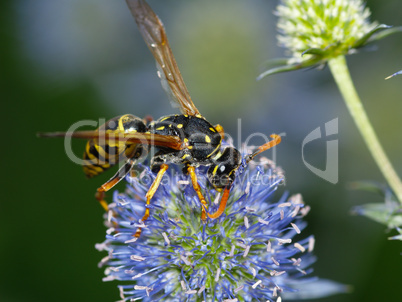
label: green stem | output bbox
[328,55,402,205]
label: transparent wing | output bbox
[38,131,183,150]
[126,0,201,116]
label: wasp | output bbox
[39,0,281,237]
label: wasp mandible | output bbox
[39,0,281,237]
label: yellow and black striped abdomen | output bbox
[82,114,147,178]
[83,139,121,178]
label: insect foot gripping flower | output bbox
[258,0,401,78]
[96,154,347,301]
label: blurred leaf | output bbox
[257,57,322,79]
[302,47,329,57]
[367,25,402,44]
[388,228,402,241]
[350,181,402,237]
[257,63,303,79]
[283,279,350,300]
[348,181,387,196]
[352,202,402,229]
[260,57,292,68]
[352,24,392,48]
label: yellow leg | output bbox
[134,164,169,238]
[206,186,231,219]
[95,190,111,212]
[187,166,208,221]
[95,159,136,211]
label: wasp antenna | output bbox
[246,134,281,164]
[37,132,69,138]
[37,131,101,139]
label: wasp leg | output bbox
[206,185,231,219]
[95,159,137,211]
[187,166,208,221]
[214,124,225,139]
[134,163,169,238]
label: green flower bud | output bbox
[259,0,401,78]
[277,0,377,62]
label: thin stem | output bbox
[328,55,402,205]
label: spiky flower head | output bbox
[259,0,401,78]
[96,150,345,301]
[277,0,376,61]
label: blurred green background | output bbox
[1,0,402,301]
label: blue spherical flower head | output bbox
[96,155,318,302]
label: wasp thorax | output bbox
[207,147,242,189]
